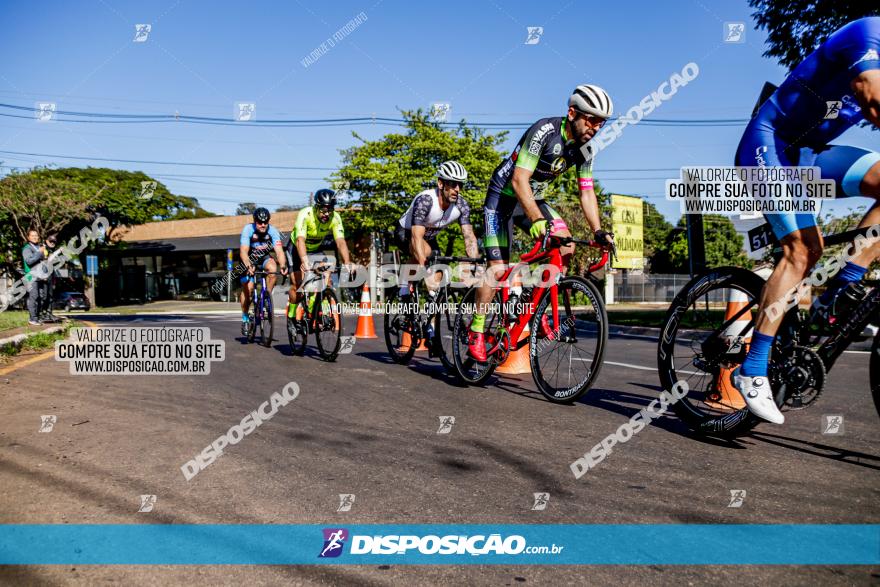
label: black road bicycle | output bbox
[658,223,880,436]
[286,264,343,361]
[383,253,482,372]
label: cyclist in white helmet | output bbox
[392,161,480,296]
[468,85,616,362]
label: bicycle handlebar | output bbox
[430,254,484,264]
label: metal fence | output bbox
[613,273,725,303]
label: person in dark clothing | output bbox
[41,234,61,323]
[22,229,48,326]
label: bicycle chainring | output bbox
[771,345,826,410]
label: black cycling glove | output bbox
[594,229,614,246]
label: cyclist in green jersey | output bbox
[468,85,617,362]
[286,189,353,317]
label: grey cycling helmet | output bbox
[569,84,613,119]
[437,160,468,182]
[313,188,337,208]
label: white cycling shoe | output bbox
[731,368,785,424]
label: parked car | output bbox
[54,291,90,312]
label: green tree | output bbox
[659,215,753,272]
[32,167,213,241]
[749,1,879,69]
[236,202,257,216]
[642,201,673,260]
[331,110,507,242]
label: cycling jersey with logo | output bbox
[488,116,595,199]
[735,17,880,239]
[762,17,880,147]
[294,206,345,253]
[397,188,472,239]
[240,223,283,256]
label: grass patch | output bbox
[0,320,78,358]
[0,311,29,332]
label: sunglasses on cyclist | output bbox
[442,180,464,189]
[317,206,334,214]
[573,110,607,128]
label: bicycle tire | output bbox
[246,309,256,343]
[436,288,460,373]
[259,293,274,347]
[315,288,342,361]
[384,291,418,365]
[871,331,880,419]
[451,287,502,386]
[657,266,774,436]
[287,304,308,356]
[530,276,608,403]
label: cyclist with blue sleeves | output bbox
[239,207,288,335]
[733,17,880,424]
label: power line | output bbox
[1,102,750,128]
[0,149,337,170]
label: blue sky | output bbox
[0,0,876,223]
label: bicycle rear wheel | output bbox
[384,290,418,365]
[451,287,503,385]
[871,332,880,419]
[315,288,342,361]
[530,276,607,403]
[258,293,274,347]
[657,267,778,436]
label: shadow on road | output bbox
[747,431,880,471]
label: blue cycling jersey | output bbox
[766,17,880,148]
[239,223,283,256]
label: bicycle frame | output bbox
[296,266,336,329]
[484,235,610,356]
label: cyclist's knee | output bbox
[862,161,880,198]
[781,231,823,272]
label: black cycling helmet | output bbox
[314,188,337,209]
[253,207,270,223]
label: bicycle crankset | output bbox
[771,345,826,409]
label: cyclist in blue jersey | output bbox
[239,207,288,335]
[733,17,880,424]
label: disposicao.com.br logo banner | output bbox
[0,525,877,565]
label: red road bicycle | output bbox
[451,233,614,403]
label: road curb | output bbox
[0,325,65,349]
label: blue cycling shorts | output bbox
[735,119,880,240]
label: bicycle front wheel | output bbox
[383,290,418,365]
[259,294,274,347]
[530,276,608,403]
[451,287,503,385]
[657,266,774,436]
[435,288,461,373]
[315,288,342,361]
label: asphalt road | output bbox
[1,313,878,585]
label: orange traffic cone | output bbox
[400,330,429,352]
[710,288,750,409]
[496,323,531,375]
[355,282,377,339]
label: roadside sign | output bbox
[611,195,644,270]
[86,255,98,276]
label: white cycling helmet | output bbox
[437,160,468,182]
[569,84,613,119]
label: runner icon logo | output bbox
[39,415,56,433]
[337,494,355,512]
[437,416,455,434]
[822,414,844,435]
[728,489,746,508]
[531,493,550,510]
[319,528,349,558]
[138,495,157,513]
